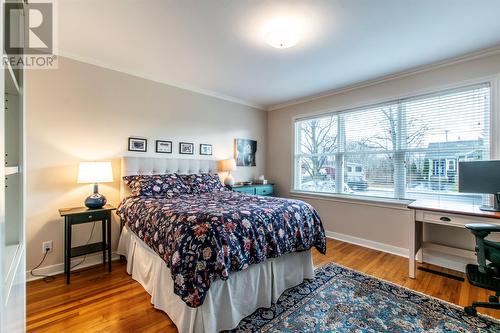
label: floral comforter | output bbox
[117,191,326,308]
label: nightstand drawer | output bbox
[233,187,256,194]
[70,210,108,224]
[256,185,273,196]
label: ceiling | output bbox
[57,0,500,110]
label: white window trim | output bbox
[290,190,412,210]
[289,74,500,206]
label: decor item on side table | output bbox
[179,142,194,154]
[255,174,268,184]
[59,205,116,284]
[219,158,236,186]
[199,143,213,155]
[156,140,172,153]
[235,138,257,166]
[128,137,147,152]
[77,161,113,209]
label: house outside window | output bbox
[293,83,491,203]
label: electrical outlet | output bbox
[42,240,53,254]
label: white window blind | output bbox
[293,83,491,203]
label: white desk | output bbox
[408,200,500,279]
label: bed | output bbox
[116,157,326,332]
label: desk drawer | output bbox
[415,210,488,227]
[70,211,108,224]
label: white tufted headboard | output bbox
[120,156,218,199]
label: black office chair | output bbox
[464,223,500,316]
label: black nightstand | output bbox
[59,204,116,284]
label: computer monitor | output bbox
[458,160,500,212]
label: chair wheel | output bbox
[465,306,477,316]
[489,295,499,303]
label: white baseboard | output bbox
[325,230,409,258]
[27,232,474,282]
[26,252,121,282]
[326,230,476,273]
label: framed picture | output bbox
[156,140,172,153]
[179,142,194,155]
[199,144,213,156]
[235,138,257,166]
[128,137,147,152]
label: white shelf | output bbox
[4,60,20,95]
[5,166,20,176]
[4,243,19,280]
[4,243,22,305]
[421,242,476,273]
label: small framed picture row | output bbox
[128,137,212,156]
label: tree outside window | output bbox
[294,83,490,203]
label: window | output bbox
[432,159,446,177]
[294,83,491,203]
[448,160,456,171]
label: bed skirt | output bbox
[117,225,315,333]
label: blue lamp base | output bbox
[84,184,107,209]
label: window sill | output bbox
[289,190,414,210]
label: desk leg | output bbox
[409,211,418,279]
[66,218,71,284]
[409,210,424,279]
[107,215,112,272]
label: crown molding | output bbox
[267,45,500,111]
[55,50,266,110]
[55,45,500,112]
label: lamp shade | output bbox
[77,162,113,184]
[218,159,236,172]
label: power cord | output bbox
[71,221,96,270]
[30,249,55,282]
[30,222,97,282]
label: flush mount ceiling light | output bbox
[264,17,302,49]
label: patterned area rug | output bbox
[230,263,500,333]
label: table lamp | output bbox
[77,161,113,209]
[219,159,236,186]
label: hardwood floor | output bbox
[27,239,500,332]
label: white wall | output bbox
[267,52,500,253]
[26,57,267,272]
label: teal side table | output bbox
[228,184,274,196]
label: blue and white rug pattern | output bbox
[230,263,500,332]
